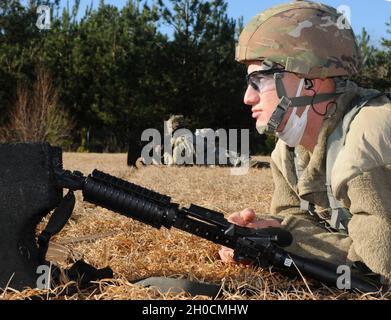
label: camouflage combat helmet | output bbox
[236,0,361,78]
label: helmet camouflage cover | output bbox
[236,0,361,78]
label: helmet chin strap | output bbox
[265,73,342,133]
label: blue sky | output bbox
[27,0,391,45]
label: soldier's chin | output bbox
[256,122,269,135]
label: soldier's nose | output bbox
[244,86,260,106]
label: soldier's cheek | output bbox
[258,90,280,122]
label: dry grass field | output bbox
[1,153,388,300]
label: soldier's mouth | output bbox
[252,108,263,119]
[252,112,262,119]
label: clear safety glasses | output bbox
[246,68,285,94]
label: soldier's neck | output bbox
[300,106,327,152]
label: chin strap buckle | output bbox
[267,96,291,133]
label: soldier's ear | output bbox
[307,78,335,94]
[304,79,314,90]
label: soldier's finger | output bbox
[227,209,256,226]
[240,208,256,223]
[227,212,246,226]
[218,246,236,264]
[246,219,281,230]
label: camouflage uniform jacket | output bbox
[269,80,391,281]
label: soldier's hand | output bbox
[218,208,281,264]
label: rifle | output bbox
[66,171,384,293]
[0,143,383,293]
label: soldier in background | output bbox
[163,115,195,166]
[165,117,250,167]
[219,1,391,286]
[130,116,187,168]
